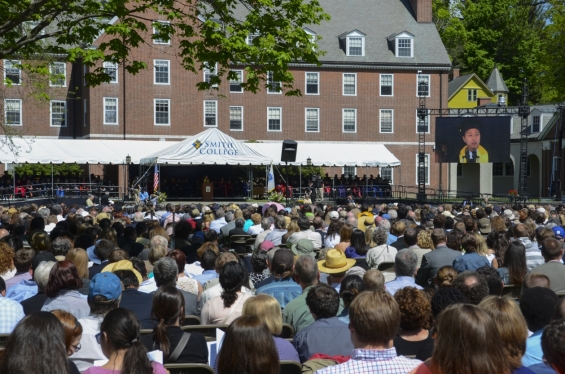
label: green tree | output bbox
[539,0,565,102]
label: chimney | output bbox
[477,97,491,107]
[452,68,460,79]
[409,0,432,23]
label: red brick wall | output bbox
[409,0,433,23]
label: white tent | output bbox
[139,128,273,165]
[247,141,401,167]
[0,138,171,164]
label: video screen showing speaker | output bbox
[281,140,297,162]
[435,116,511,163]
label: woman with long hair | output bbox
[84,308,167,374]
[216,315,279,374]
[344,229,370,258]
[493,232,510,269]
[281,219,300,245]
[201,262,253,325]
[337,274,364,324]
[479,296,532,373]
[334,224,354,252]
[0,242,15,280]
[41,261,90,319]
[497,241,528,286]
[324,219,343,248]
[0,312,71,374]
[65,248,90,295]
[51,310,83,374]
[412,304,511,374]
[141,286,208,364]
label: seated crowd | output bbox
[0,200,565,374]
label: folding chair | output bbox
[279,323,295,339]
[164,363,215,374]
[181,324,229,341]
[377,262,395,272]
[182,315,201,326]
[229,235,251,250]
[280,360,302,374]
[501,284,522,299]
[0,333,9,348]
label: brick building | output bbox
[2,0,451,193]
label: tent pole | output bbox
[13,164,16,201]
[332,172,335,201]
[365,165,368,202]
[51,164,54,199]
[299,165,302,201]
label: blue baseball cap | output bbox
[553,226,565,240]
[89,272,122,301]
[382,214,391,220]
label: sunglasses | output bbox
[95,333,102,345]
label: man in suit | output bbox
[113,269,155,329]
[415,229,462,288]
[390,221,408,250]
[531,238,565,293]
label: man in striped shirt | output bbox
[513,224,545,271]
[316,290,421,374]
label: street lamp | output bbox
[307,157,312,166]
[125,155,131,203]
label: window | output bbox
[380,109,393,133]
[532,115,540,133]
[416,154,430,185]
[305,108,319,132]
[343,73,356,96]
[103,62,118,83]
[230,106,243,131]
[267,107,282,131]
[267,72,281,94]
[230,70,243,93]
[50,101,66,127]
[493,163,503,176]
[4,60,21,85]
[153,21,170,44]
[347,37,364,56]
[468,89,477,102]
[154,99,170,126]
[154,60,170,84]
[4,99,22,126]
[505,162,514,176]
[456,163,463,177]
[342,108,356,133]
[417,74,430,97]
[103,98,118,125]
[204,64,217,87]
[380,74,393,96]
[416,109,430,133]
[380,166,393,184]
[246,33,259,45]
[343,166,356,177]
[83,99,87,126]
[49,62,66,87]
[305,72,319,95]
[204,101,217,127]
[397,38,412,57]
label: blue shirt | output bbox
[192,270,218,286]
[453,252,490,272]
[337,307,350,325]
[523,329,543,367]
[139,191,149,201]
[0,296,25,333]
[256,277,302,309]
[387,233,397,245]
[385,276,423,295]
[86,243,101,265]
[293,316,354,363]
[6,279,38,302]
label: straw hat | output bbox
[317,249,356,274]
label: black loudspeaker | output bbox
[281,140,298,162]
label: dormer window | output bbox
[389,31,414,58]
[340,30,366,57]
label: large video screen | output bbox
[435,116,511,163]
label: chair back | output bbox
[183,315,201,326]
[0,333,9,348]
[501,284,522,299]
[164,363,215,374]
[377,261,395,272]
[181,324,229,341]
[229,235,251,250]
[279,323,295,339]
[280,360,302,374]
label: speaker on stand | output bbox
[281,140,297,206]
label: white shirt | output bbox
[70,315,106,372]
[184,262,204,278]
[138,277,157,293]
[248,224,264,236]
[200,284,254,309]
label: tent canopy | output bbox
[246,142,401,167]
[0,138,171,164]
[140,128,273,165]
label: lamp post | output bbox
[125,154,131,202]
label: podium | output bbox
[202,182,214,201]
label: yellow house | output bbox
[448,66,509,108]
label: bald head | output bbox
[0,228,9,239]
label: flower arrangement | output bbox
[154,191,168,203]
[508,189,518,196]
[268,191,285,203]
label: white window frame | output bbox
[396,37,413,58]
[154,99,170,126]
[346,36,365,57]
[305,72,319,95]
[49,62,66,87]
[267,72,281,94]
[229,106,244,131]
[4,60,21,86]
[342,108,357,133]
[416,109,430,134]
[246,33,259,45]
[343,166,356,177]
[153,21,170,45]
[204,100,218,127]
[342,73,357,96]
[305,107,320,132]
[379,109,394,133]
[230,70,243,93]
[153,59,170,85]
[103,97,118,125]
[50,100,67,127]
[380,74,394,96]
[468,89,477,102]
[4,99,22,126]
[417,74,430,97]
[380,166,393,185]
[267,107,282,132]
[103,62,118,83]
[83,99,87,126]
[532,115,541,133]
[415,154,430,185]
[204,63,218,87]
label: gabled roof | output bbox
[487,66,509,93]
[448,73,493,100]
[386,31,415,41]
[338,29,366,39]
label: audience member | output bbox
[452,270,489,305]
[0,276,24,333]
[416,229,462,288]
[256,249,302,308]
[41,261,90,319]
[363,269,385,291]
[385,249,423,295]
[283,255,320,334]
[18,258,55,313]
[453,233,490,272]
[531,237,565,292]
[337,274,364,324]
[113,269,154,329]
[498,240,528,286]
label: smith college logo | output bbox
[192,139,238,155]
[192,140,202,150]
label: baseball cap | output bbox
[329,211,339,220]
[89,272,122,301]
[291,239,316,257]
[382,214,391,220]
[553,226,565,240]
[259,240,275,251]
[478,218,491,234]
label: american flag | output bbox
[153,164,159,192]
